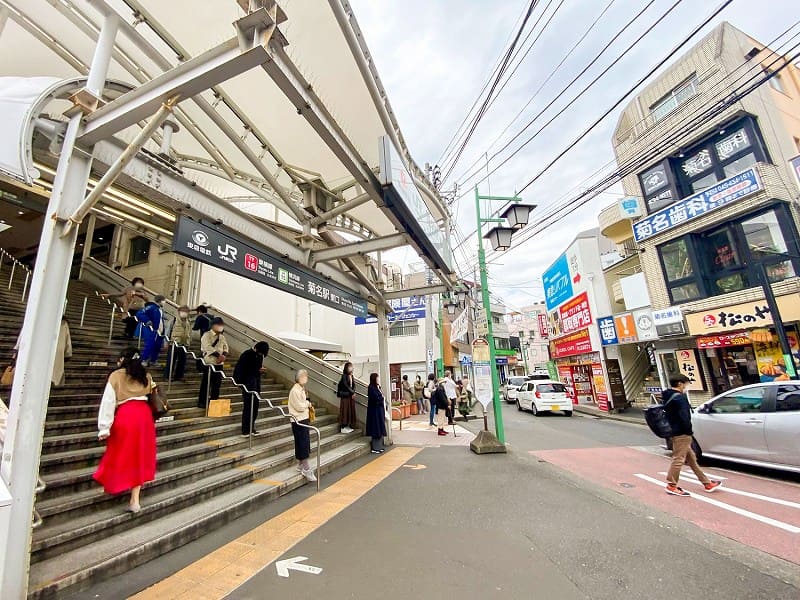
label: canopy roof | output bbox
[0,0,453,302]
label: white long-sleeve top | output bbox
[97,369,153,438]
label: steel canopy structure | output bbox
[0,1,453,595]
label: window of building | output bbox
[389,320,419,337]
[495,338,511,350]
[657,204,800,304]
[529,330,537,339]
[127,236,151,266]
[764,67,786,94]
[650,75,699,123]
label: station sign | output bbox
[172,216,368,317]
[355,296,425,325]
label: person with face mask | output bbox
[136,295,166,367]
[164,305,192,382]
[234,341,270,436]
[198,317,229,408]
[102,278,149,339]
[288,369,317,482]
[336,362,357,434]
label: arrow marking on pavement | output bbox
[634,474,800,533]
[658,472,800,509]
[402,464,427,470]
[275,556,323,578]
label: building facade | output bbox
[604,22,800,404]
[506,302,550,373]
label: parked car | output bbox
[691,381,800,474]
[517,379,573,416]
[503,376,531,403]
[528,370,551,380]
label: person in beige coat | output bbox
[288,369,316,482]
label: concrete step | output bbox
[28,440,370,600]
[31,427,362,563]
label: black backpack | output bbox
[644,402,674,439]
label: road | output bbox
[75,402,800,599]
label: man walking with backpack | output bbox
[662,374,721,496]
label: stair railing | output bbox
[0,248,32,302]
[621,349,652,406]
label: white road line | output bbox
[658,472,800,509]
[634,474,800,534]
[655,469,728,481]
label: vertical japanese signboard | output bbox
[472,338,493,408]
[677,349,705,391]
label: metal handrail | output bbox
[0,247,32,302]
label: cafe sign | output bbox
[686,295,800,335]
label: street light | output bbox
[500,203,536,229]
[484,226,515,252]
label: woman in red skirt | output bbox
[93,348,157,513]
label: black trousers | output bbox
[163,345,187,381]
[198,364,222,408]
[241,388,260,434]
[292,420,311,460]
[124,309,138,338]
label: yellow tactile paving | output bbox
[130,446,421,600]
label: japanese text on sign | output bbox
[558,291,593,335]
[597,316,618,346]
[633,168,762,242]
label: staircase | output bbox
[0,262,370,598]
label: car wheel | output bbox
[531,404,539,416]
[516,399,522,411]
[564,410,573,417]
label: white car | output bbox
[692,381,800,474]
[517,380,573,416]
[503,376,531,403]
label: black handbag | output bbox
[148,384,170,420]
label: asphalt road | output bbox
[225,403,799,600]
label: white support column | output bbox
[0,6,9,37]
[78,213,97,280]
[0,14,118,597]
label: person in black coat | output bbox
[337,362,357,434]
[366,373,387,454]
[234,341,270,436]
[432,380,451,437]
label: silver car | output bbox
[503,376,530,403]
[692,381,800,474]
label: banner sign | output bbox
[633,168,762,242]
[172,217,368,317]
[450,307,469,343]
[552,329,593,358]
[355,296,425,325]
[558,291,593,335]
[543,253,573,311]
[537,313,549,339]
[597,316,618,346]
[677,349,705,391]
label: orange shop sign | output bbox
[552,329,593,358]
[614,313,637,343]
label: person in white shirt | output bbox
[288,369,317,482]
[444,371,458,425]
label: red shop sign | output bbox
[538,313,549,339]
[697,331,750,348]
[552,328,593,358]
[558,292,593,335]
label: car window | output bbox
[711,387,766,414]
[528,373,550,380]
[510,377,527,387]
[537,383,566,393]
[776,385,800,412]
[520,383,531,392]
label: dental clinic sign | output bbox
[633,168,762,242]
[173,217,368,317]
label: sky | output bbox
[348,0,794,312]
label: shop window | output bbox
[741,210,798,282]
[710,387,765,413]
[650,75,699,122]
[390,320,419,337]
[775,386,800,412]
[127,236,150,266]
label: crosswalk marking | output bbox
[657,472,800,510]
[634,473,800,534]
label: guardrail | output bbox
[0,248,32,303]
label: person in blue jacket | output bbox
[136,295,166,367]
[366,373,387,454]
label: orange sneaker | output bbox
[704,480,722,492]
[666,484,690,496]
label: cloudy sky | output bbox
[349,0,793,311]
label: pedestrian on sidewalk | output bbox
[163,305,191,382]
[443,370,457,425]
[102,277,148,339]
[414,375,425,414]
[93,348,158,513]
[288,369,317,482]
[51,316,72,388]
[432,379,450,436]
[663,374,721,496]
[337,362,357,434]
[401,374,414,406]
[426,373,436,426]
[235,341,270,436]
[136,295,166,367]
[366,372,387,454]
[198,317,228,409]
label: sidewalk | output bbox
[573,403,647,426]
[390,412,475,447]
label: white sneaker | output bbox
[341,427,354,434]
[302,468,317,482]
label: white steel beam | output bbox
[310,233,407,265]
[383,285,449,300]
[79,38,270,145]
[309,193,371,227]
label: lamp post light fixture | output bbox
[471,186,535,452]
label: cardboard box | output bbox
[208,398,231,417]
